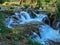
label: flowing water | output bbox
[5,11,60,45]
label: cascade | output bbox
[5,11,60,45]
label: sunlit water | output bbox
[5,11,60,45]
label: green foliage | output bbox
[37,0,42,7]
[27,38,42,45]
[0,0,5,4]
[0,0,9,4]
[56,3,60,19]
[0,12,5,20]
[45,0,50,2]
[57,3,60,12]
[27,38,35,45]
[0,12,12,34]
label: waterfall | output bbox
[5,11,60,45]
[27,24,60,45]
[20,11,31,20]
[39,24,60,42]
[5,11,49,28]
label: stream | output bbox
[5,10,60,45]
